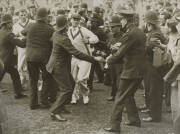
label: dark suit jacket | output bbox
[23,21,54,64]
[107,24,147,79]
[0,29,25,68]
[46,31,95,90]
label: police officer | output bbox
[106,15,124,101]
[22,8,56,110]
[104,9,147,133]
[46,15,103,121]
[0,14,27,99]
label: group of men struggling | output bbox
[1,2,180,133]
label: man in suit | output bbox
[104,9,147,133]
[0,14,27,99]
[23,8,57,110]
[46,15,103,121]
[106,15,124,101]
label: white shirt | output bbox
[67,26,99,55]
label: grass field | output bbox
[0,74,174,134]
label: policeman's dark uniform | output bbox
[109,35,122,100]
[0,14,26,99]
[46,15,95,118]
[105,9,147,132]
[23,8,56,109]
[107,16,124,100]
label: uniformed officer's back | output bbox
[22,8,54,64]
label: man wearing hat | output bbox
[68,4,79,19]
[67,13,99,104]
[22,8,57,110]
[47,15,103,121]
[142,11,167,122]
[0,14,27,99]
[104,9,147,133]
[106,15,124,101]
[80,3,89,23]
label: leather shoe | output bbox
[50,113,67,122]
[107,96,115,101]
[104,127,120,133]
[15,94,27,99]
[124,121,141,127]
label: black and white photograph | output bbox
[0,0,180,134]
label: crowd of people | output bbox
[0,0,180,134]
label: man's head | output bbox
[159,11,171,26]
[144,11,160,32]
[165,19,178,34]
[118,9,135,28]
[1,14,13,30]
[56,15,67,32]
[72,4,79,13]
[36,8,49,23]
[110,15,122,34]
[89,14,99,29]
[19,9,28,22]
[71,13,81,27]
[81,3,88,12]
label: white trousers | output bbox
[71,57,91,101]
[171,80,180,123]
[17,47,28,85]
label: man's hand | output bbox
[94,56,105,62]
[106,55,112,63]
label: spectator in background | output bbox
[80,3,88,23]
[164,12,180,134]
[13,8,34,89]
[0,59,7,134]
[143,11,166,122]
[68,4,79,19]
[165,18,180,123]
[27,4,36,20]
[92,6,104,26]
[172,1,180,16]
[57,9,65,16]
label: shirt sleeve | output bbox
[62,37,95,63]
[81,27,99,44]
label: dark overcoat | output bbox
[0,29,25,68]
[22,21,54,64]
[46,31,95,91]
[107,24,147,79]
